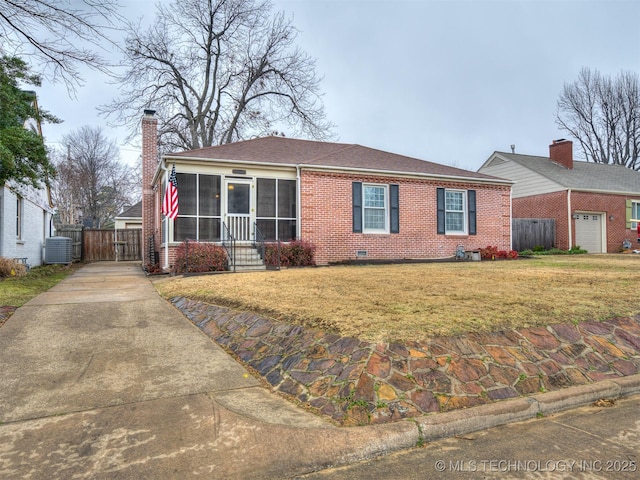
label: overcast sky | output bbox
[38,0,640,172]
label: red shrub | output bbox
[264,240,316,267]
[479,246,518,260]
[172,240,228,274]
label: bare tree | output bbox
[100,0,333,151]
[50,149,81,225]
[556,67,640,170]
[0,0,123,92]
[53,126,137,227]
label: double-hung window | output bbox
[437,188,476,235]
[352,182,399,234]
[363,184,388,232]
[445,190,466,234]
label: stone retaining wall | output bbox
[172,297,640,426]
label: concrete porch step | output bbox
[234,264,267,272]
[231,245,266,272]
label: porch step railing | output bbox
[253,222,266,261]
[253,222,281,271]
[222,221,236,272]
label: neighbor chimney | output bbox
[549,139,573,169]
[141,109,158,265]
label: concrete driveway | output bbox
[2,262,404,479]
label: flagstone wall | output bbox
[171,297,640,426]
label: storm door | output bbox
[225,180,253,241]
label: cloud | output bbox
[36,0,640,171]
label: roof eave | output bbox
[570,187,640,196]
[158,154,514,186]
[154,155,298,184]
[301,164,514,186]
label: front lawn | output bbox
[0,264,77,307]
[155,255,640,343]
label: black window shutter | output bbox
[468,190,477,235]
[390,184,399,234]
[436,187,445,234]
[353,182,362,233]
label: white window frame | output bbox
[16,196,23,240]
[363,183,389,234]
[171,173,222,243]
[632,201,640,229]
[445,189,467,235]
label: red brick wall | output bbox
[513,191,635,252]
[513,191,569,249]
[300,171,511,265]
[572,191,634,252]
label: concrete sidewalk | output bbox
[0,262,639,479]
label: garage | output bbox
[575,213,603,253]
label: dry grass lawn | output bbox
[155,254,640,343]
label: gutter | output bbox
[564,187,640,196]
[159,155,514,188]
[298,164,514,187]
[510,189,513,251]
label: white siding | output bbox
[480,155,565,198]
[115,218,142,230]
[1,184,54,267]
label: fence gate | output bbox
[55,227,142,262]
[512,218,555,252]
[55,225,83,262]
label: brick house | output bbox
[479,139,640,253]
[141,111,513,268]
[1,92,55,268]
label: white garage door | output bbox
[575,213,603,253]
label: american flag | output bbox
[162,164,179,219]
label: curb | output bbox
[413,373,640,443]
[276,376,640,476]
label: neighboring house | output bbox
[0,92,55,268]
[479,139,640,253]
[141,111,513,268]
[115,201,142,230]
[0,181,55,267]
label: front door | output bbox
[225,180,253,241]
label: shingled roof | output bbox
[167,136,506,182]
[494,152,640,194]
[117,201,142,219]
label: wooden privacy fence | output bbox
[512,218,555,252]
[55,226,142,262]
[55,225,83,262]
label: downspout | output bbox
[509,189,513,251]
[567,189,573,249]
[296,165,301,240]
